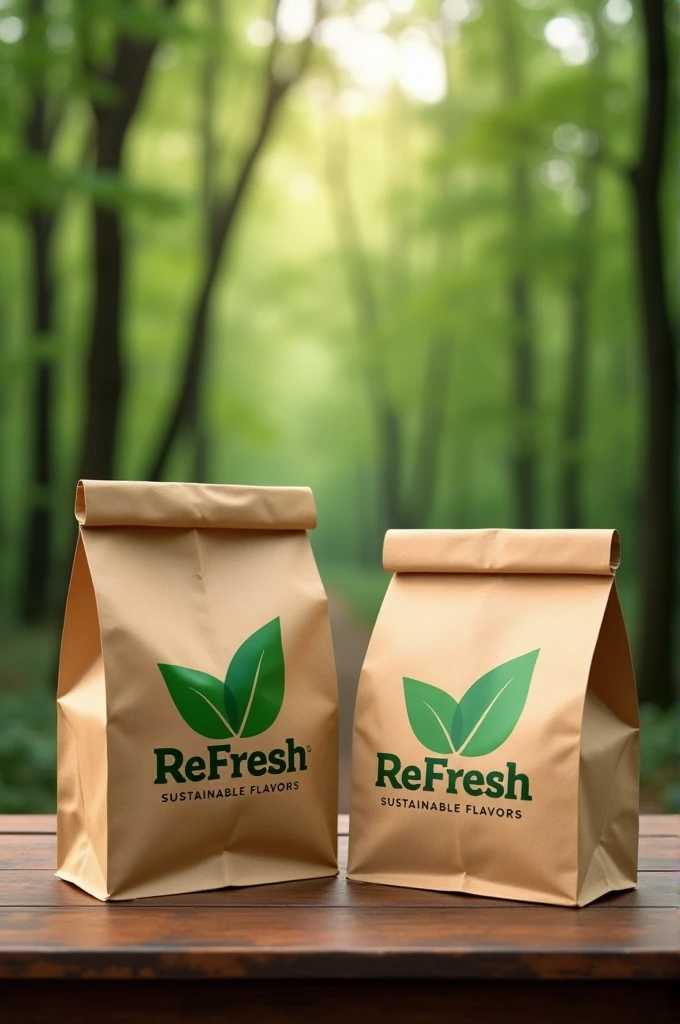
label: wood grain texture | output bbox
[0,906,676,980]
[0,816,57,834]
[1,979,678,1024]
[0,870,675,910]
[0,813,676,835]
[0,816,676,988]
[0,831,675,871]
[640,814,679,836]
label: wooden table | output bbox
[0,815,677,1023]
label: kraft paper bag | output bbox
[57,480,338,901]
[348,528,639,906]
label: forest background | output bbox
[0,0,677,812]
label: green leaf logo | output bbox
[402,649,539,757]
[224,618,285,738]
[159,617,285,740]
[451,650,539,756]
[404,678,458,754]
[157,665,234,740]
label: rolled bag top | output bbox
[75,480,317,531]
[383,528,620,576]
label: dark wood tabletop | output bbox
[0,814,677,1023]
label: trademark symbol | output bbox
[307,745,312,752]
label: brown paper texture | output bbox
[348,528,638,907]
[57,481,338,900]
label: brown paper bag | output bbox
[57,480,338,900]
[348,528,639,906]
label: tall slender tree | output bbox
[191,0,223,482]
[20,0,60,621]
[499,0,538,528]
[559,160,596,529]
[629,0,677,707]
[559,30,607,530]
[325,116,402,535]
[147,0,315,481]
[325,114,452,536]
[79,0,181,482]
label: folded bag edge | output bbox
[75,480,318,531]
[383,528,620,576]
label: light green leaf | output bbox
[225,617,285,738]
[403,678,457,754]
[451,650,539,757]
[158,664,234,739]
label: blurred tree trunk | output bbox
[500,0,538,528]
[21,92,57,621]
[400,89,452,529]
[629,0,677,707]
[22,204,56,621]
[20,0,61,622]
[437,19,461,530]
[451,442,473,526]
[356,464,378,566]
[508,249,537,528]
[387,95,410,307]
[559,24,607,530]
[79,0,180,481]
[409,335,452,525]
[327,116,452,535]
[560,253,590,529]
[325,118,407,538]
[147,2,312,481]
[190,0,222,482]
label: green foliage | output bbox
[0,691,55,813]
[0,0,677,809]
[321,566,389,628]
[640,703,679,812]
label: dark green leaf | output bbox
[225,617,285,738]
[403,678,457,754]
[158,664,233,740]
[452,650,539,757]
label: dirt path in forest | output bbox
[328,593,371,812]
